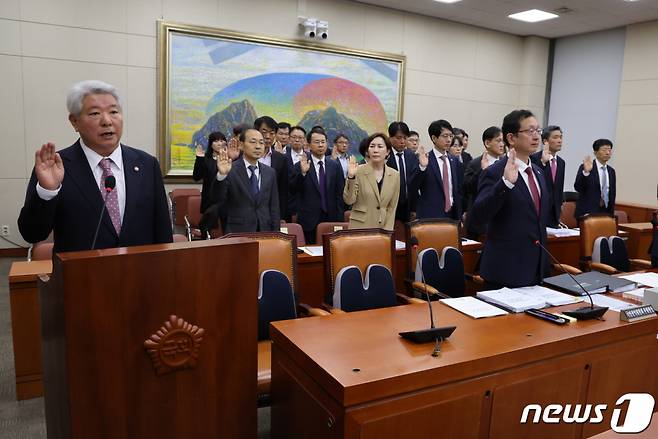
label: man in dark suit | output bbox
[255,116,290,222]
[574,139,616,220]
[413,119,462,220]
[285,126,307,221]
[212,128,280,232]
[462,126,505,239]
[471,110,550,288]
[530,125,566,228]
[386,121,419,222]
[454,128,473,167]
[291,128,345,244]
[18,80,172,253]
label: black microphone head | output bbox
[104,175,116,191]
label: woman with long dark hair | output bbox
[193,131,226,213]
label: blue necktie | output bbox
[601,165,608,207]
[248,165,259,197]
[318,160,327,212]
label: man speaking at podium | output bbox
[18,80,173,252]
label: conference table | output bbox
[270,287,658,438]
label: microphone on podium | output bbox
[533,238,608,320]
[91,176,117,250]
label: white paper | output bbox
[395,240,406,250]
[546,227,580,237]
[461,238,480,246]
[476,287,547,313]
[590,294,636,313]
[620,272,658,288]
[622,288,645,301]
[513,285,584,306]
[440,296,508,319]
[300,246,323,256]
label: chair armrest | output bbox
[396,293,425,305]
[298,303,331,317]
[465,273,484,284]
[553,263,582,275]
[328,308,347,314]
[629,258,653,269]
[589,261,618,274]
[411,281,450,299]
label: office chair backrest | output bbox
[169,188,200,226]
[323,228,394,294]
[614,210,629,224]
[333,264,396,312]
[315,222,349,245]
[560,201,578,228]
[280,222,305,247]
[258,270,297,340]
[221,232,298,293]
[186,196,202,227]
[407,219,460,277]
[31,242,54,261]
[592,236,630,272]
[416,247,465,297]
[579,214,617,260]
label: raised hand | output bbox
[418,149,429,168]
[195,144,205,157]
[227,137,240,160]
[481,153,490,170]
[300,153,311,176]
[347,155,358,178]
[216,147,232,176]
[503,148,519,184]
[541,145,551,165]
[583,155,593,173]
[34,142,64,190]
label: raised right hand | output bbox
[227,137,240,160]
[35,143,64,190]
[195,144,205,157]
[300,153,310,176]
[216,147,232,176]
[481,153,490,170]
[583,155,593,173]
[503,148,519,184]
[347,155,358,178]
[418,149,429,168]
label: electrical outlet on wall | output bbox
[1,225,9,236]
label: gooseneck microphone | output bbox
[533,238,608,320]
[91,176,116,250]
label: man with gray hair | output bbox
[18,80,172,252]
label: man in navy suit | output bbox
[413,119,462,220]
[212,128,280,232]
[386,121,419,222]
[18,80,172,253]
[284,126,307,221]
[530,125,566,228]
[255,116,290,222]
[574,139,616,219]
[471,110,550,288]
[291,128,345,244]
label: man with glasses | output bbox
[273,122,291,153]
[387,121,419,222]
[254,116,290,221]
[331,134,350,178]
[471,110,550,288]
[530,125,566,228]
[413,119,462,220]
[574,139,616,219]
[290,127,345,244]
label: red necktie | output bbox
[550,157,557,182]
[439,155,451,213]
[524,167,540,216]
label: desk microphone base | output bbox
[399,326,456,344]
[563,306,608,320]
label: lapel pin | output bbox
[134,166,140,172]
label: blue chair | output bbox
[415,247,465,298]
[333,264,397,312]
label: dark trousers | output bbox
[303,211,329,245]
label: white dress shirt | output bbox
[595,158,609,198]
[258,149,272,167]
[311,155,325,185]
[502,156,541,197]
[432,148,453,206]
[216,157,261,189]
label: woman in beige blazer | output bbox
[343,133,400,231]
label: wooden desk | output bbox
[8,260,52,400]
[271,301,658,438]
[619,222,654,260]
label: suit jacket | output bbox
[471,157,550,287]
[412,150,462,220]
[269,149,290,221]
[386,149,419,221]
[284,148,305,217]
[192,155,218,213]
[461,151,473,168]
[211,161,280,233]
[290,157,345,232]
[651,219,658,267]
[462,154,485,238]
[573,162,616,219]
[343,163,400,231]
[530,151,565,227]
[18,141,173,253]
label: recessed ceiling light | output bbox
[433,0,463,4]
[508,9,559,23]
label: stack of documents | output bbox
[543,271,637,295]
[590,294,636,313]
[546,227,580,237]
[440,296,508,319]
[620,272,658,288]
[513,285,584,306]
[476,288,547,313]
[299,246,323,256]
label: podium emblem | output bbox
[144,315,204,375]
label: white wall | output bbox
[0,0,549,248]
[547,27,626,193]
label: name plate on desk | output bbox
[620,305,657,323]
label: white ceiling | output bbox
[354,0,658,38]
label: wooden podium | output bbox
[39,238,259,439]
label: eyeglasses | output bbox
[439,133,454,140]
[311,140,327,145]
[290,135,305,141]
[518,127,543,136]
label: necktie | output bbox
[99,158,121,235]
[524,167,541,216]
[600,165,608,207]
[318,160,327,212]
[550,157,557,182]
[439,155,451,213]
[248,165,259,197]
[397,152,407,200]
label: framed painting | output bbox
[157,20,405,180]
